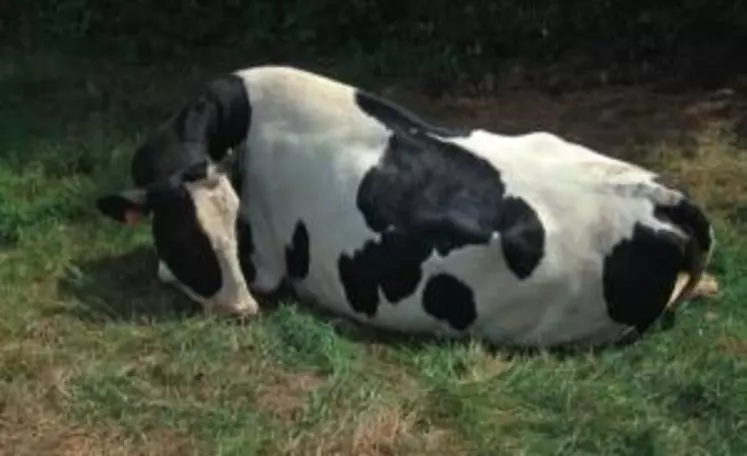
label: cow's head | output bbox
[95,159,258,318]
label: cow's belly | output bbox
[288,232,632,348]
[288,237,461,336]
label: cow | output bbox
[95,65,718,348]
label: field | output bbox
[1,49,746,455]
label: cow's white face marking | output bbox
[160,169,258,316]
[181,171,258,316]
[96,161,259,318]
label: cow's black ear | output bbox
[96,189,149,226]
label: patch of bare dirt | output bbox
[0,396,203,456]
[275,403,464,456]
[383,80,747,235]
[716,337,747,358]
[348,405,455,456]
[255,370,327,421]
[384,84,747,165]
[691,274,720,300]
[0,342,203,456]
[265,361,464,456]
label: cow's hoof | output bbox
[208,303,260,324]
[692,273,719,299]
[233,306,260,322]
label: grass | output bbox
[1,48,747,455]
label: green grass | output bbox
[1,49,746,456]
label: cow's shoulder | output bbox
[234,66,383,136]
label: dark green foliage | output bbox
[4,1,746,87]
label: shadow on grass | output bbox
[281,293,660,362]
[55,246,202,324]
[52,239,678,359]
[53,244,665,358]
[52,243,291,325]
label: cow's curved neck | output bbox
[175,75,252,163]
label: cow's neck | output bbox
[176,77,251,163]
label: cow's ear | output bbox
[96,188,149,227]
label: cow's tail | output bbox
[655,196,717,314]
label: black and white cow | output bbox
[96,65,716,348]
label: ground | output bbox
[1,48,747,455]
